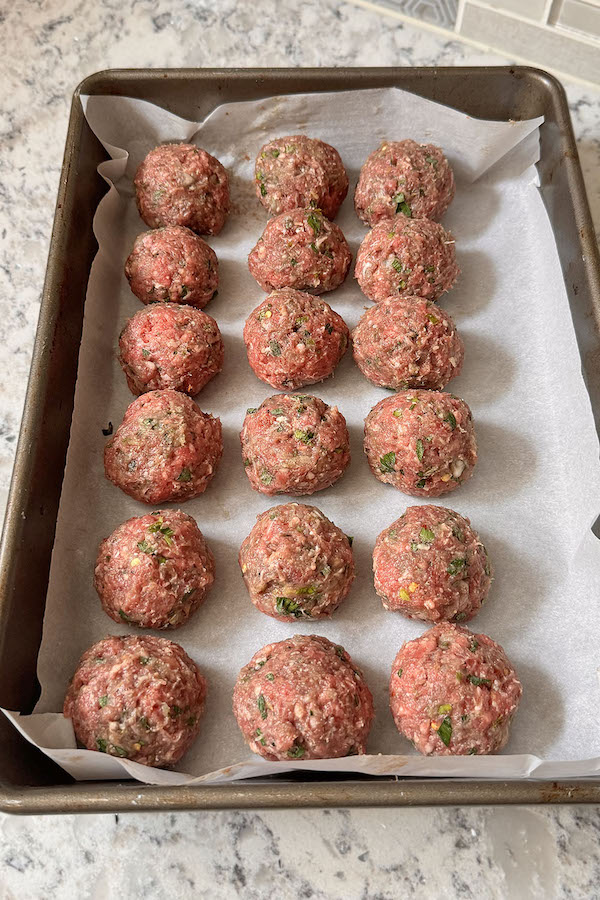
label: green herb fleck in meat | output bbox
[290,258,298,267]
[177,467,192,483]
[142,348,150,359]
[346,534,354,546]
[293,429,314,444]
[468,748,478,755]
[276,596,303,617]
[397,668,403,678]
[139,656,150,665]
[246,407,257,415]
[416,439,424,462]
[379,451,396,473]
[409,397,419,410]
[469,640,479,653]
[139,716,151,730]
[118,609,132,622]
[425,155,438,168]
[180,285,188,298]
[393,192,412,217]
[112,745,128,758]
[392,409,402,418]
[447,558,466,576]
[307,212,322,235]
[427,313,439,325]
[391,258,403,274]
[444,412,457,430]
[466,675,492,687]
[437,716,452,747]
[96,738,108,753]
[325,322,333,334]
[260,470,273,485]
[98,695,109,708]
[269,340,282,357]
[257,694,268,719]
[420,527,435,543]
[265,673,275,682]
[255,728,266,746]
[335,645,345,659]
[288,743,305,758]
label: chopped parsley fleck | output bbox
[269,340,282,357]
[139,656,150,665]
[137,539,153,554]
[424,265,435,273]
[112,745,128,758]
[438,704,452,714]
[118,609,132,622]
[290,258,298,267]
[98,695,109,708]
[293,429,314,444]
[468,748,478,755]
[427,313,439,325]
[139,716,151,730]
[177,467,192,482]
[141,349,151,359]
[325,322,333,334]
[466,675,492,687]
[397,668,403,678]
[425,155,438,168]
[255,728,266,746]
[409,397,419,410]
[346,535,354,546]
[335,645,345,659]
[444,412,457,430]
[438,716,452,747]
[288,744,305,758]
[246,407,257,415]
[260,470,273,485]
[257,694,268,719]
[416,439,424,462]
[266,673,275,682]
[379,451,396,474]
[420,527,435,543]
[469,640,479,653]
[270,407,285,416]
[307,212,322,235]
[447,558,466,576]
[96,738,107,753]
[276,596,303,617]
[392,409,402,418]
[148,520,175,545]
[393,192,412,217]
[391,258,403,274]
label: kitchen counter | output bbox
[1,1,600,897]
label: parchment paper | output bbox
[5,87,600,785]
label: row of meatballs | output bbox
[94,503,490,631]
[104,388,477,503]
[64,626,521,769]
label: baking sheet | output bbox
[5,86,600,785]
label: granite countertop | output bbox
[1,1,600,896]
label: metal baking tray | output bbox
[1,67,599,814]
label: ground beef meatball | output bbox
[364,391,477,497]
[118,304,224,396]
[354,139,455,226]
[389,623,522,756]
[355,217,459,303]
[134,143,230,235]
[233,634,374,761]
[243,289,349,390]
[255,136,348,219]
[64,634,207,767]
[94,510,215,630]
[248,208,351,294]
[104,390,222,504]
[373,506,492,623]
[124,226,218,308]
[352,296,463,391]
[239,503,355,621]
[240,394,350,496]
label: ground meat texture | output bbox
[240,394,350,496]
[243,289,349,390]
[389,623,522,756]
[118,304,224,396]
[239,503,355,621]
[64,635,207,767]
[94,510,215,630]
[248,208,352,294]
[124,226,218,308]
[233,634,374,760]
[352,296,464,391]
[364,391,477,497]
[134,144,230,236]
[104,390,222,504]
[255,136,349,219]
[373,506,492,623]
[355,217,459,303]
[354,140,455,227]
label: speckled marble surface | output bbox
[1,1,600,897]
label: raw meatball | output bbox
[134,143,230,235]
[248,208,351,294]
[240,394,350,496]
[104,390,222,504]
[233,634,374,760]
[389,623,522,756]
[94,510,215,630]
[355,139,455,226]
[355,217,459,303]
[352,296,464,391]
[373,505,492,623]
[64,634,207,767]
[255,136,348,219]
[124,225,218,308]
[239,503,355,621]
[243,289,349,390]
[364,391,477,497]
[118,304,224,396]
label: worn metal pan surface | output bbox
[1,67,599,813]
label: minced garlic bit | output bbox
[408,582,418,593]
[131,557,141,567]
